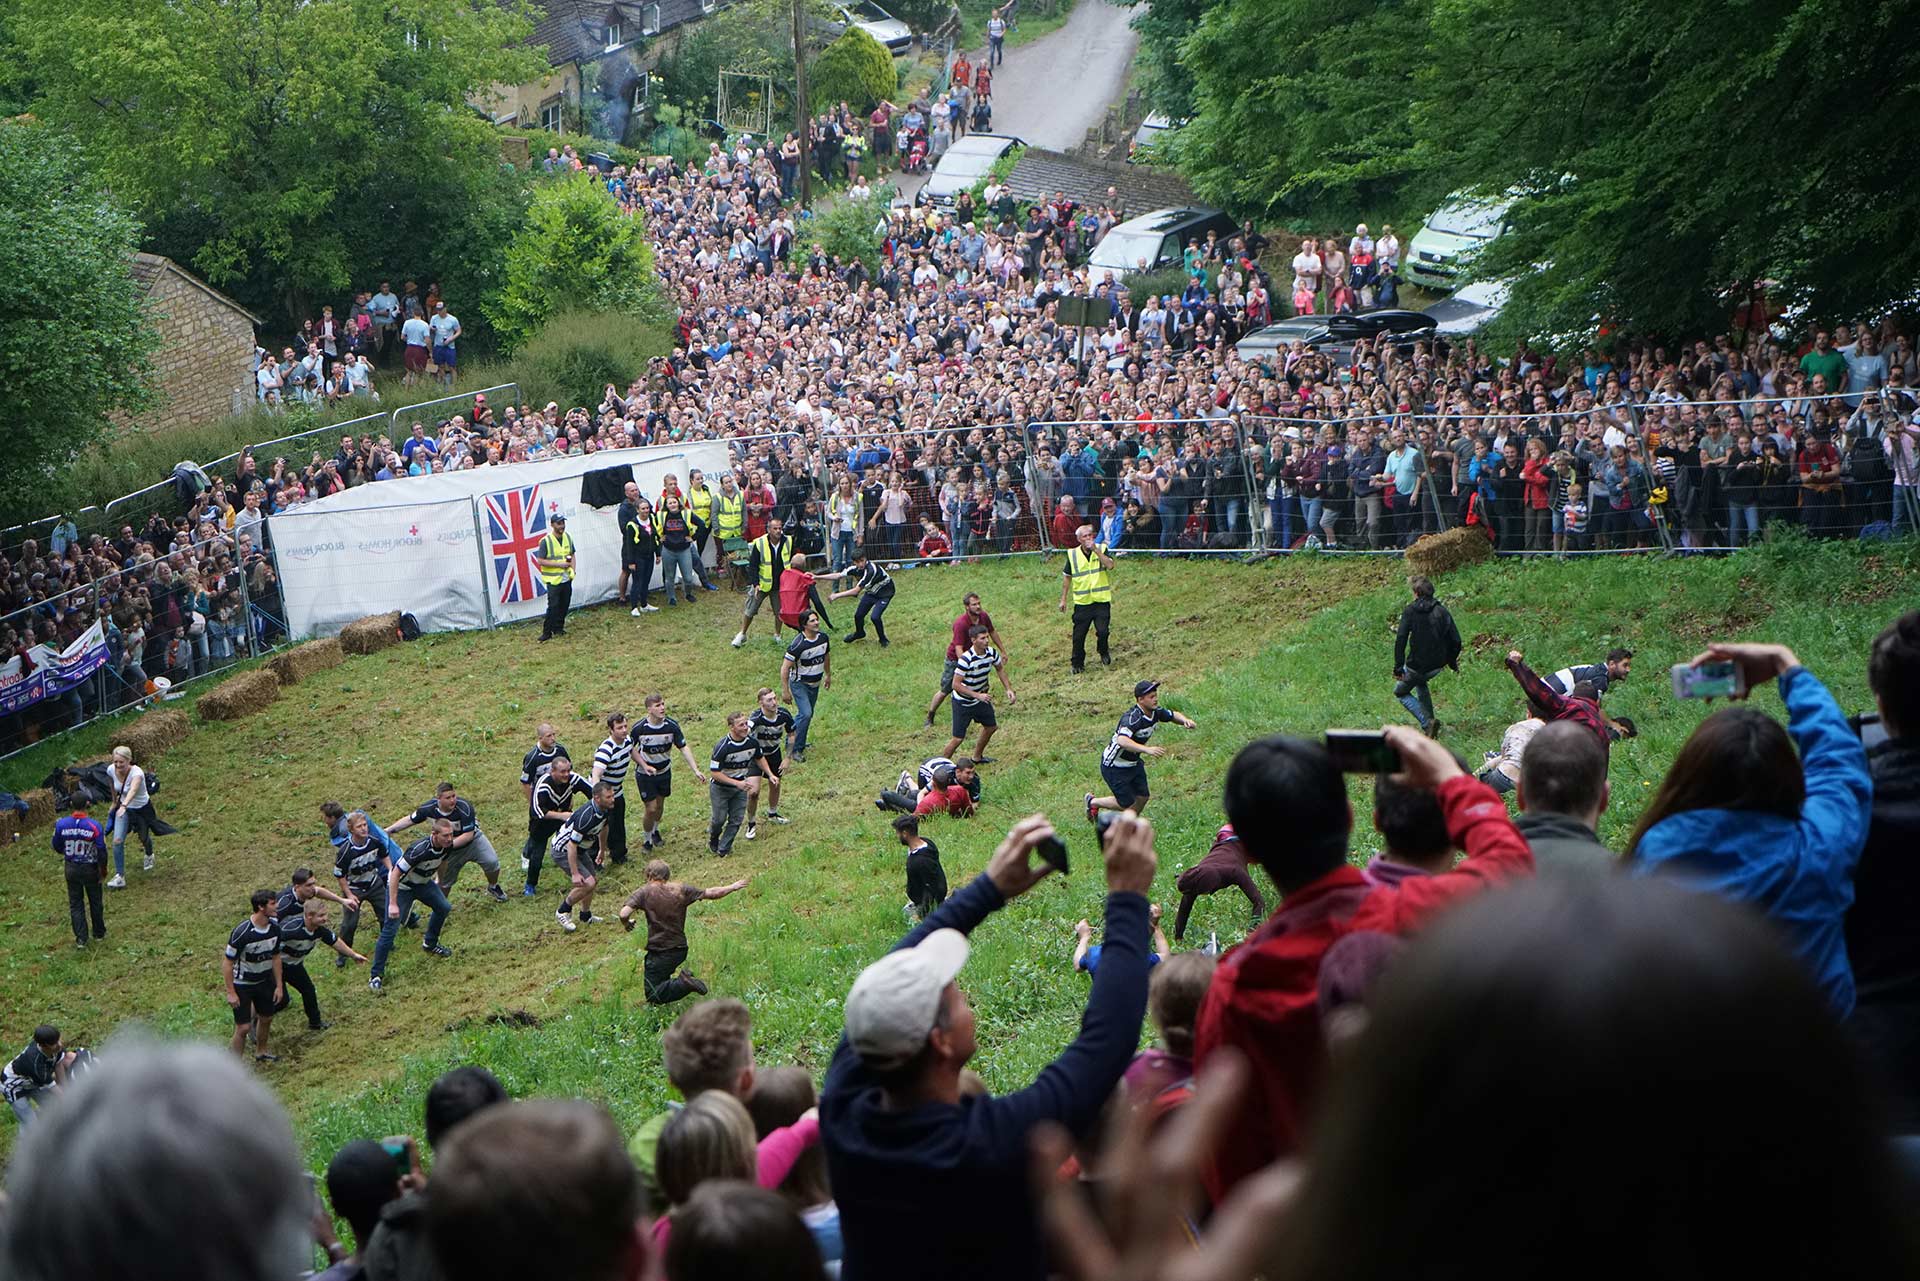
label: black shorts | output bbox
[232,983,279,1024]
[1100,762,1148,807]
[952,698,996,735]
[762,750,784,776]
[637,769,672,800]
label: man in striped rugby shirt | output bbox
[590,711,635,866]
[943,625,1015,764]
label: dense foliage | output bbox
[802,185,898,274]
[809,28,898,113]
[488,176,665,351]
[0,125,156,521]
[1138,0,1920,336]
[14,0,544,336]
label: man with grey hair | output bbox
[2,1040,315,1281]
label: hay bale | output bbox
[1404,526,1494,579]
[339,612,402,656]
[269,637,346,687]
[4,788,58,840]
[116,708,191,762]
[197,669,281,721]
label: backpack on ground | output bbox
[397,612,422,641]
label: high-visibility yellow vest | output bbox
[750,533,792,593]
[714,492,745,538]
[537,531,575,584]
[1066,545,1112,605]
[687,485,715,524]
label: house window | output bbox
[604,20,622,49]
[700,0,714,13]
[633,72,652,109]
[403,27,419,49]
[540,96,565,132]
[641,3,660,34]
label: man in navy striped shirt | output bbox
[590,712,634,865]
[943,626,1015,764]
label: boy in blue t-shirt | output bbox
[1074,903,1169,974]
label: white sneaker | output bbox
[642,604,659,613]
[142,854,154,872]
[744,822,757,840]
[897,769,915,793]
[521,855,530,871]
[731,632,746,648]
[631,607,643,617]
[106,874,126,889]
[558,910,576,933]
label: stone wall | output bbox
[141,270,258,430]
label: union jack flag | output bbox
[486,484,552,604]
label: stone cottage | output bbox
[127,252,262,430]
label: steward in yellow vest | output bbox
[1057,524,1115,672]
[732,518,793,647]
[534,514,576,642]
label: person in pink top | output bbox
[922,592,1010,728]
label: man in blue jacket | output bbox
[53,804,109,949]
[822,812,1158,1281]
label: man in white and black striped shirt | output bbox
[224,889,284,1061]
[519,722,570,870]
[746,687,796,839]
[1088,679,1197,820]
[943,625,1015,764]
[368,818,458,992]
[277,899,366,1031]
[780,611,832,763]
[525,755,591,896]
[552,780,618,932]
[708,713,770,857]
[590,711,635,865]
[630,692,704,852]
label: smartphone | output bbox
[1671,660,1746,700]
[382,1140,410,1177]
[1325,729,1400,774]
[1033,833,1069,876]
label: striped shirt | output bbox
[395,835,453,887]
[550,800,609,856]
[535,773,592,819]
[710,733,764,780]
[629,716,688,772]
[593,733,634,794]
[334,833,392,892]
[952,645,1002,705]
[407,796,479,838]
[225,917,281,985]
[749,706,796,756]
[854,560,895,597]
[520,742,571,787]
[785,632,831,686]
[1103,704,1175,768]
[277,918,338,968]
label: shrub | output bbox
[809,28,896,114]
[487,174,665,351]
[498,310,675,411]
[1120,265,1192,304]
[800,185,897,276]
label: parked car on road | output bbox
[1405,188,1515,290]
[1127,113,1184,163]
[836,0,913,52]
[1423,278,1513,335]
[1233,309,1438,363]
[919,133,1026,209]
[1087,206,1237,276]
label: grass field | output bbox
[2,535,1914,1169]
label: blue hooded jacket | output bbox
[1629,666,1872,1014]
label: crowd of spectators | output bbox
[6,613,1917,1281]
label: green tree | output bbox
[487,175,664,350]
[809,28,896,113]
[1174,0,1429,221]
[1414,0,1920,336]
[1121,0,1220,123]
[801,184,896,274]
[14,0,543,332]
[0,124,155,519]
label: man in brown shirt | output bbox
[619,860,748,1004]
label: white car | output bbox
[1405,189,1515,290]
[1423,278,1512,335]
[919,133,1024,209]
[838,1,912,52]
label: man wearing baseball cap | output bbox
[533,513,576,642]
[821,812,1158,1281]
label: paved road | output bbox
[887,0,1140,204]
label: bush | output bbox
[497,310,675,411]
[800,185,897,276]
[809,28,897,113]
[1120,266,1191,303]
[487,174,665,351]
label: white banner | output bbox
[273,498,485,639]
[271,442,734,639]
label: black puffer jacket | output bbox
[1394,595,1462,674]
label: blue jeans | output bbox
[790,680,820,754]
[1730,502,1760,546]
[1220,497,1245,544]
[1158,498,1187,550]
[1394,667,1442,729]
[831,530,856,571]
[1893,486,1917,537]
[1302,497,1325,537]
[659,547,698,601]
[111,806,154,875]
[371,879,451,980]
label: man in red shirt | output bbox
[923,592,1010,729]
[1195,725,1532,1199]
[1797,423,1845,538]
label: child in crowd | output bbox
[1073,904,1169,976]
[915,517,951,563]
[1564,481,1590,551]
[1122,950,1217,1113]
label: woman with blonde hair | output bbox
[653,1087,822,1256]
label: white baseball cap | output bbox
[844,928,970,1068]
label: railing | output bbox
[390,384,522,435]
